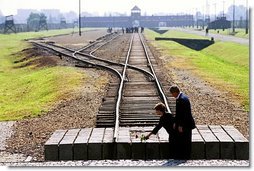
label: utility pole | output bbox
[206,0,210,22]
[246,0,248,34]
[79,0,81,36]
[203,5,205,30]
[196,8,198,29]
[214,3,216,20]
[233,0,235,33]
[223,1,225,17]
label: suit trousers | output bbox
[170,128,192,160]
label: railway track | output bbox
[29,31,175,142]
[95,33,176,141]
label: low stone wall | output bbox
[44,125,249,161]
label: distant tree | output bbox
[27,12,47,31]
[27,12,40,31]
[39,13,47,21]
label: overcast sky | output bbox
[0,0,251,16]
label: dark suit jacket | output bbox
[175,93,196,130]
[151,112,174,135]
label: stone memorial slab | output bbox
[73,128,92,160]
[88,128,105,160]
[209,125,234,159]
[197,125,219,159]
[59,129,80,160]
[44,130,67,161]
[222,125,249,160]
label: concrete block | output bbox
[234,141,249,160]
[158,128,170,159]
[209,125,234,159]
[73,128,92,160]
[130,127,146,159]
[88,128,105,160]
[222,125,249,160]
[116,127,131,159]
[44,130,67,161]
[59,129,80,160]
[132,138,146,159]
[103,128,114,159]
[146,134,160,159]
[132,142,146,159]
[191,128,205,159]
[197,125,219,159]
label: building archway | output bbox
[132,20,140,27]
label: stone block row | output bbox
[44,125,249,161]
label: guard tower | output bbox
[131,6,141,18]
[73,20,78,28]
[38,14,48,31]
[4,15,16,33]
[72,20,79,34]
[60,17,67,29]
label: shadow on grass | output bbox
[155,37,215,51]
[149,28,169,34]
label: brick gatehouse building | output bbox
[81,6,194,28]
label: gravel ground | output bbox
[0,122,15,151]
[93,33,130,63]
[0,159,250,167]
[47,29,108,50]
[0,122,27,163]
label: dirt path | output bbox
[46,29,108,49]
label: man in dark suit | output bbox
[169,85,196,159]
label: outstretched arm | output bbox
[145,118,163,139]
[145,132,153,140]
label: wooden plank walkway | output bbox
[44,125,249,161]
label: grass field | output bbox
[145,29,249,111]
[0,29,94,121]
[206,28,249,39]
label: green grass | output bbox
[145,29,249,111]
[0,29,93,121]
[0,67,86,120]
[155,29,207,39]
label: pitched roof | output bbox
[131,5,141,11]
